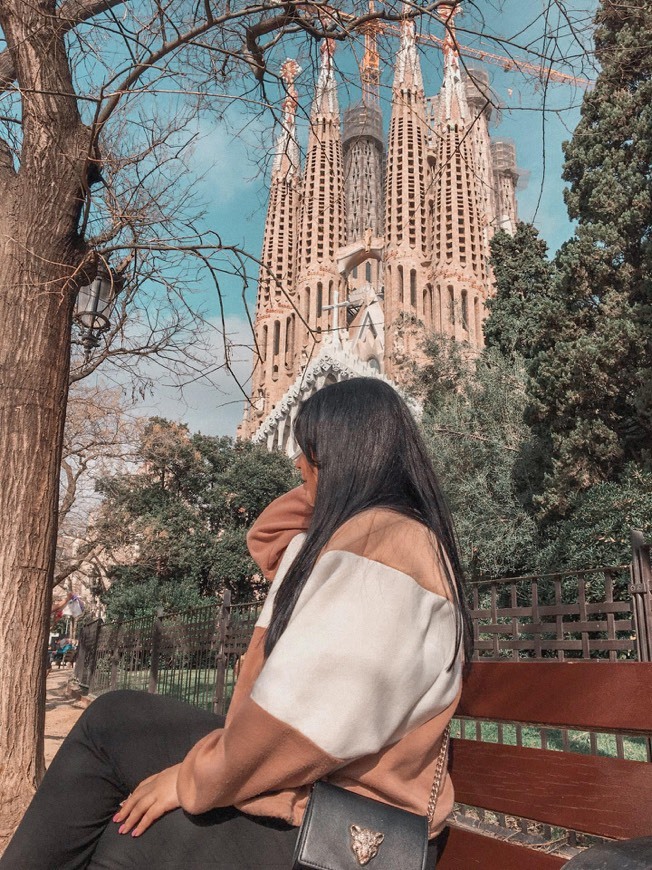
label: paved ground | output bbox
[44,666,88,766]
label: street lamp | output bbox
[74,262,120,361]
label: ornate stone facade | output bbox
[239,4,520,443]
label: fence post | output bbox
[75,618,103,692]
[630,530,652,662]
[212,589,232,716]
[110,620,123,690]
[149,607,164,694]
[74,623,88,685]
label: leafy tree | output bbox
[536,465,652,572]
[95,419,297,619]
[416,340,539,580]
[484,222,555,361]
[526,0,652,519]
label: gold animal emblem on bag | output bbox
[349,824,385,865]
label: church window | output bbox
[365,262,372,283]
[398,266,404,304]
[261,325,268,362]
[285,317,293,367]
[317,283,323,317]
[462,290,469,331]
[448,286,455,326]
[273,320,280,356]
[436,285,442,331]
[475,296,482,343]
[410,270,417,308]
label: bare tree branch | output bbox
[0,0,125,92]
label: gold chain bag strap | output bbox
[292,724,451,870]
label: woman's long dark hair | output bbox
[264,377,473,665]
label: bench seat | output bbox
[438,661,652,869]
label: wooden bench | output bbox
[437,661,652,869]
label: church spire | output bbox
[436,3,469,123]
[239,59,302,437]
[429,3,490,350]
[295,38,345,354]
[313,37,339,118]
[272,58,301,178]
[394,7,424,93]
[383,3,430,376]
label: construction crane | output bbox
[384,24,595,89]
[300,2,594,90]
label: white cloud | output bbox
[134,315,254,437]
[186,113,268,206]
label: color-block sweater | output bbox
[177,485,462,836]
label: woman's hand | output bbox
[113,763,181,837]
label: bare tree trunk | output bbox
[0,228,77,846]
[0,0,89,846]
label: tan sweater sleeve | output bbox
[246,484,313,580]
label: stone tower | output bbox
[343,11,384,245]
[427,4,491,348]
[243,60,302,430]
[294,39,346,359]
[240,4,522,447]
[491,138,519,234]
[383,12,431,378]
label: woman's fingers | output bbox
[112,765,181,836]
[113,789,142,824]
[117,793,156,834]
[130,802,165,837]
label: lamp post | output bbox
[74,262,120,361]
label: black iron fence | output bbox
[75,591,261,715]
[76,532,652,717]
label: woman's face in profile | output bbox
[294,450,318,503]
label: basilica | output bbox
[239,4,519,450]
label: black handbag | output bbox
[292,725,450,870]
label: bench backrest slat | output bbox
[458,661,652,732]
[451,739,652,840]
[437,827,566,870]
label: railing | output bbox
[469,565,635,661]
[76,533,652,713]
[75,591,262,715]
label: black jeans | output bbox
[2,690,441,869]
[1,691,298,869]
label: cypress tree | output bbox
[527,0,652,519]
[484,222,555,361]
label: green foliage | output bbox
[103,569,205,621]
[97,419,298,620]
[536,465,652,572]
[524,0,652,518]
[484,222,555,361]
[411,3,652,578]
[417,339,539,579]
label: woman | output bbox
[1,378,472,869]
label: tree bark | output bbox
[0,0,90,848]
[0,234,75,846]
